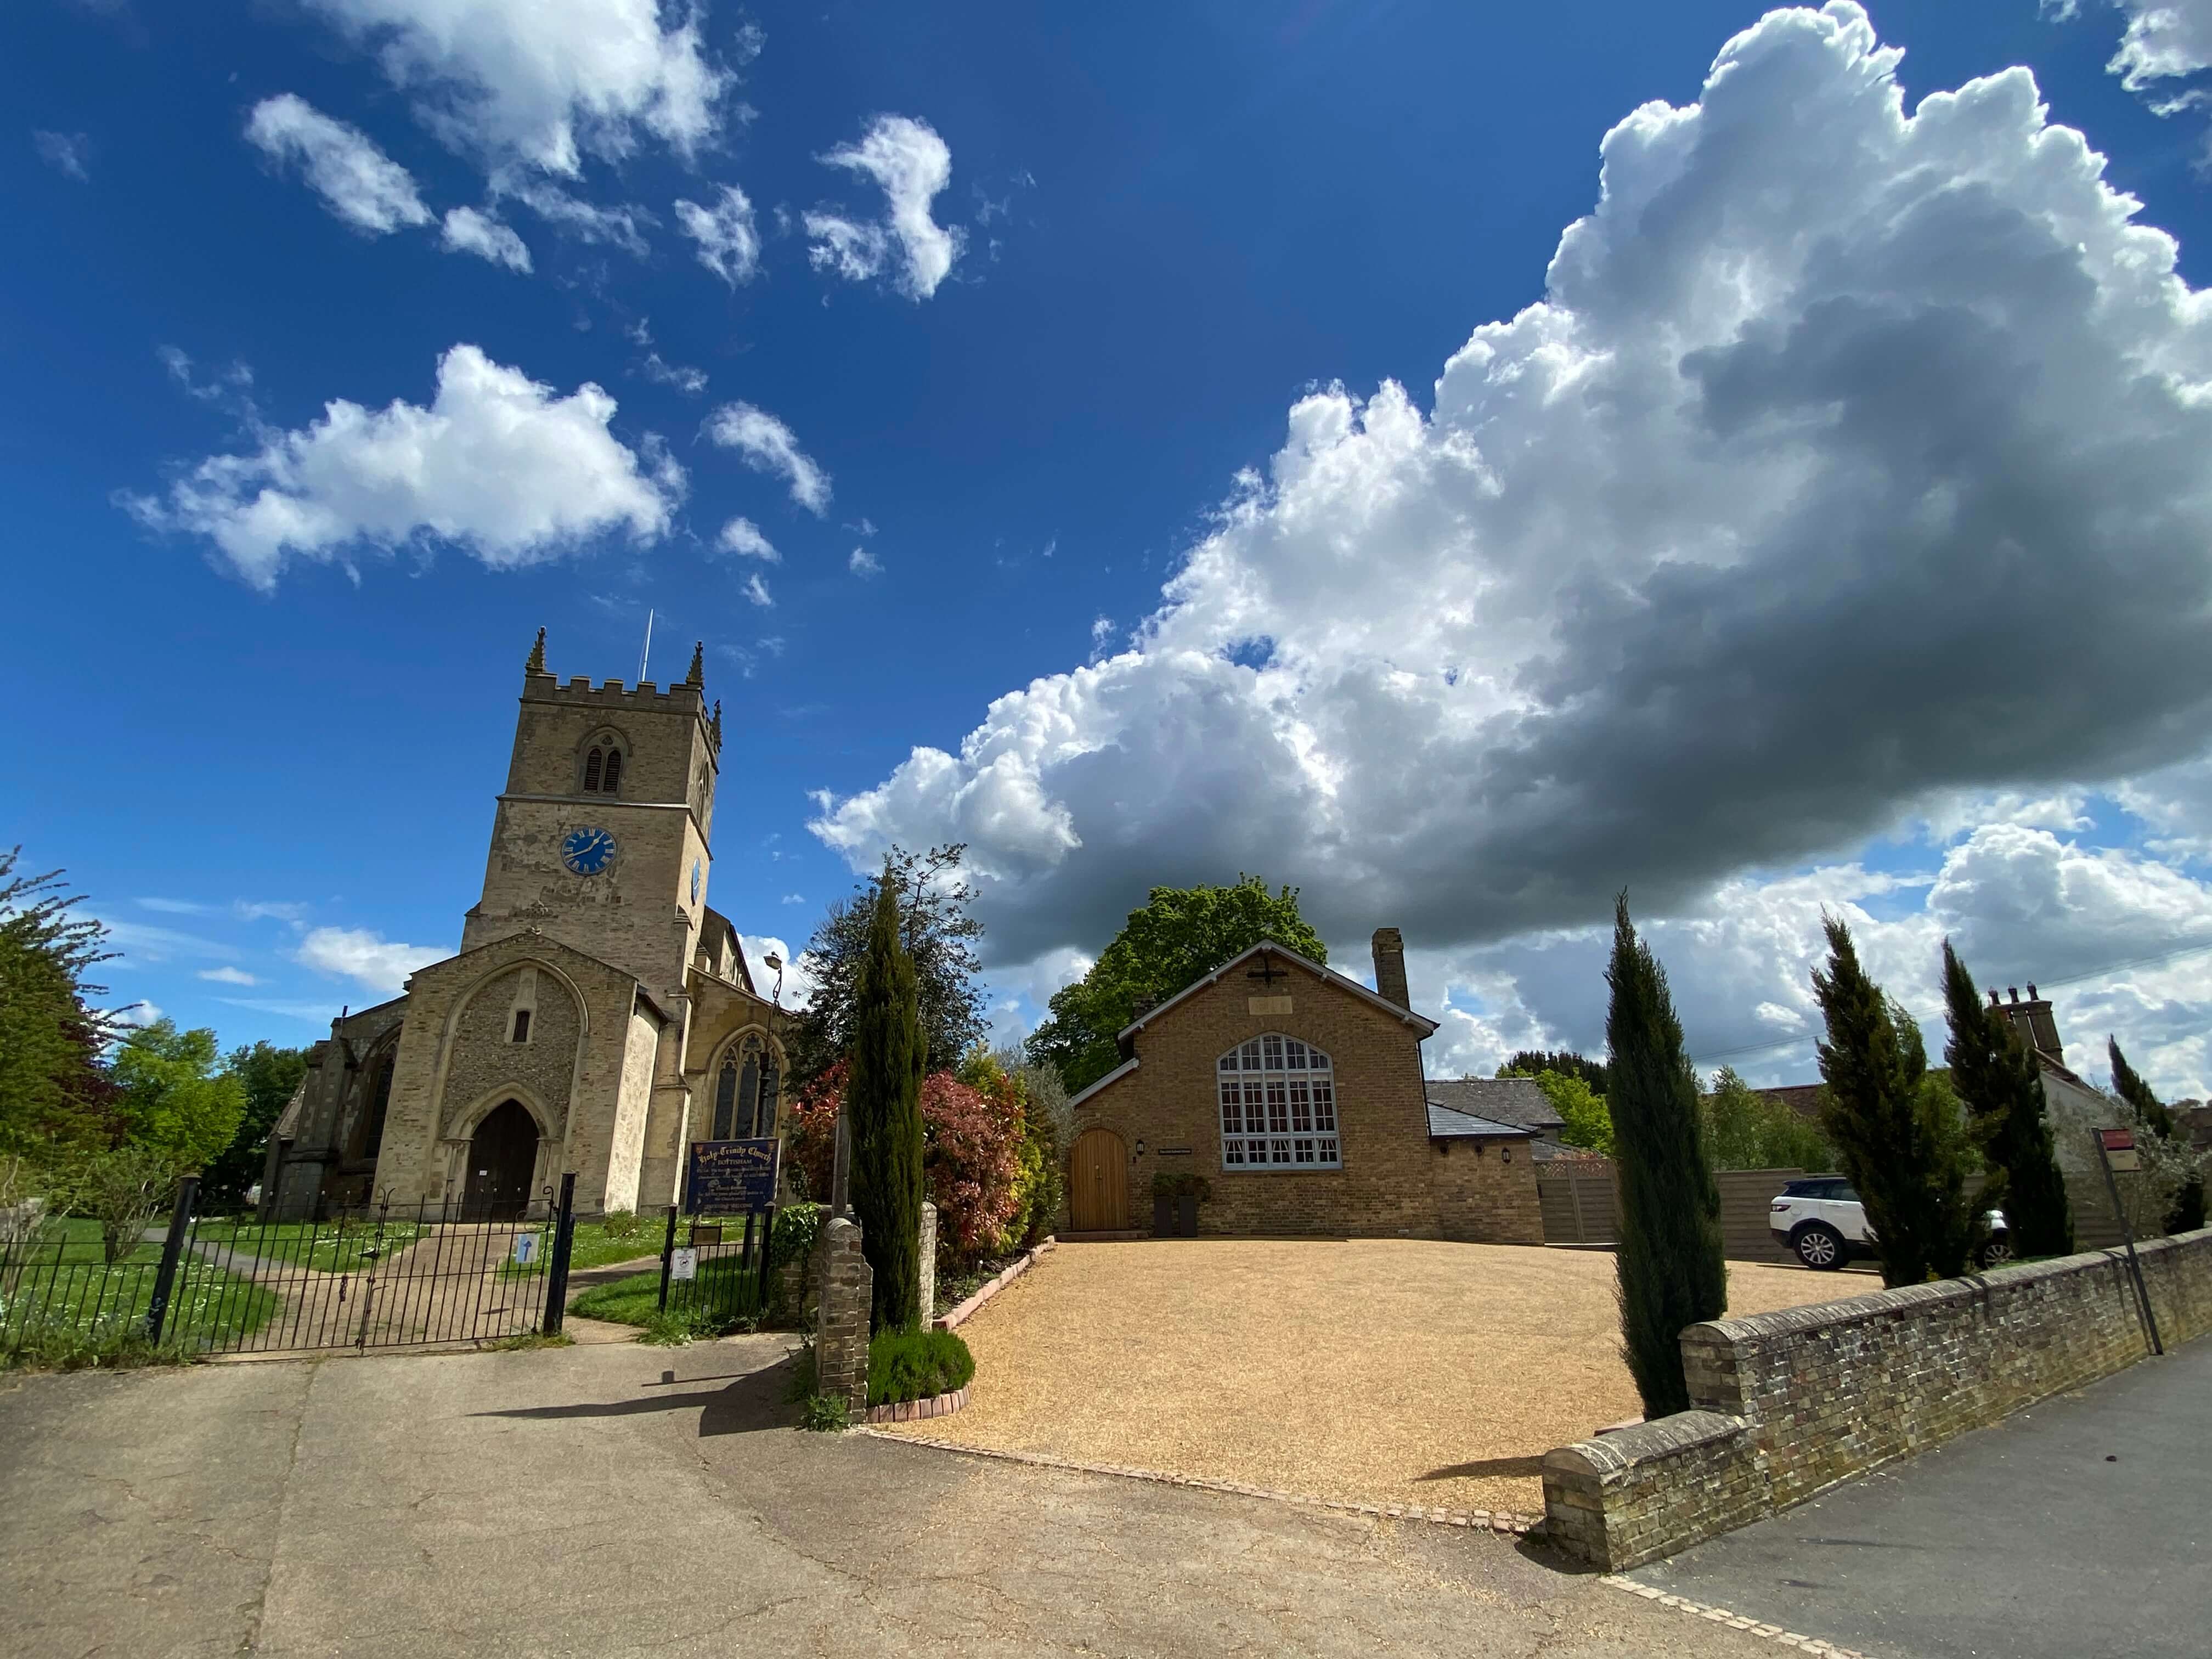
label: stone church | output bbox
[263,633,798,1221]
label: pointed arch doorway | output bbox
[464,1099,539,1221]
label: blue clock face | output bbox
[690,858,701,904]
[562,827,617,876]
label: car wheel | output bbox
[1794,1222,1846,1270]
[1980,1234,2013,1268]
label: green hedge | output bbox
[866,1327,975,1407]
[771,1202,825,1271]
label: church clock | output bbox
[562,826,617,876]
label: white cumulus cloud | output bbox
[440,205,532,270]
[246,94,431,234]
[296,925,448,995]
[126,344,683,589]
[298,0,737,176]
[804,115,963,300]
[742,571,772,607]
[674,184,760,285]
[198,966,262,986]
[716,516,777,561]
[703,400,830,515]
[811,4,2212,1088]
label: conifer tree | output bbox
[1942,942,2072,1259]
[1605,895,1726,1418]
[2109,1036,2206,1234]
[1812,917,1975,1285]
[846,866,927,1333]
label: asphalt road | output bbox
[1628,1333,2212,1659]
[0,1336,1780,1659]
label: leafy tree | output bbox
[791,845,985,1086]
[2108,1036,2205,1234]
[201,1042,308,1210]
[846,870,927,1333]
[1942,944,2072,1257]
[1500,1049,1610,1097]
[1605,895,1725,1418]
[110,1020,247,1171]
[0,849,118,1164]
[64,1144,184,1265]
[1812,917,1977,1285]
[1700,1067,1835,1172]
[1028,877,1325,1094]
[1528,1069,1614,1156]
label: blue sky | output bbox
[10,1,2212,1095]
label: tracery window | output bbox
[583,747,603,791]
[1218,1034,1339,1170]
[601,748,622,794]
[357,1051,396,1163]
[712,1035,781,1140]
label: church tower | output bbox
[461,631,723,1003]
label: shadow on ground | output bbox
[471,1348,801,1436]
[1417,1454,1548,1481]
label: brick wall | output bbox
[814,1216,872,1414]
[1428,1139,1543,1244]
[1070,959,1445,1238]
[1543,1227,2212,1570]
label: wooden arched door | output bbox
[464,1099,539,1222]
[1069,1127,1129,1232]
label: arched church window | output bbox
[358,1050,396,1163]
[601,748,622,794]
[1217,1034,1338,1170]
[583,748,603,792]
[712,1035,781,1139]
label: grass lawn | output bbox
[569,1254,763,1328]
[194,1216,430,1274]
[3,1246,280,1359]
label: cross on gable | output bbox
[1247,953,1288,986]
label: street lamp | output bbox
[763,950,784,1007]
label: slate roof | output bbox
[1425,1099,1538,1139]
[1424,1076,1564,1133]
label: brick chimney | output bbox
[1371,928,1410,1010]
[1989,983,2064,1065]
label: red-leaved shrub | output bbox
[782,1060,1026,1265]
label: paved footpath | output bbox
[1628,1333,2212,1659]
[0,1336,1781,1659]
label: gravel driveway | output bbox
[889,1238,1855,1514]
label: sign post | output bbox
[2095,1128,2163,1356]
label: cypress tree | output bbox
[1942,943,2072,1259]
[1605,895,1726,1419]
[2110,1037,2205,1234]
[847,865,926,1333]
[1812,917,1974,1285]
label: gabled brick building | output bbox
[1064,931,1543,1244]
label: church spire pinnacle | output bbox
[711,699,723,748]
[525,626,546,675]
[685,640,704,689]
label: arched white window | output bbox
[1218,1034,1339,1170]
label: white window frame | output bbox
[1218,1033,1340,1171]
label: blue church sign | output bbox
[685,1137,780,1216]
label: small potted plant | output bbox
[1151,1170,1177,1237]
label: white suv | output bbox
[1769,1177,2012,1271]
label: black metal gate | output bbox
[0,1173,580,1361]
[653,1204,776,1333]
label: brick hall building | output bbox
[1064,930,1543,1243]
